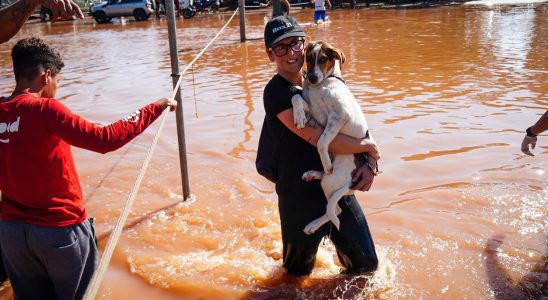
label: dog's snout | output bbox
[308,73,319,84]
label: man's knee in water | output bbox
[283,258,315,276]
[282,242,317,276]
[346,255,378,274]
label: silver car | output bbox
[91,0,154,23]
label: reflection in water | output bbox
[0,3,547,299]
[228,42,256,158]
[401,143,508,161]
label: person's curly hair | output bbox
[11,37,64,82]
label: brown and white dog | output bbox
[291,41,373,235]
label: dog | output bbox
[291,40,374,235]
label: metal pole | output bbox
[165,0,191,200]
[238,0,246,42]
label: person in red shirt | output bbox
[0,37,176,299]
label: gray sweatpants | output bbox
[0,219,98,300]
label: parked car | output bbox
[224,0,265,9]
[90,0,154,23]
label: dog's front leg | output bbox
[291,94,309,129]
[317,113,349,174]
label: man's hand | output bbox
[352,155,377,191]
[41,0,84,22]
[521,134,537,156]
[156,97,177,111]
[361,139,380,160]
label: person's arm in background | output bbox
[325,0,331,9]
[259,0,272,8]
[281,0,290,14]
[521,110,548,156]
[0,0,84,44]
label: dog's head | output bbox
[304,41,346,85]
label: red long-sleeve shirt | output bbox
[0,93,164,227]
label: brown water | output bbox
[0,2,547,299]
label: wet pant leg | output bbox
[278,192,327,276]
[329,195,378,274]
[0,219,98,300]
[0,244,7,284]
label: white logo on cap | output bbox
[272,22,293,34]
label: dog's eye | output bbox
[319,57,326,63]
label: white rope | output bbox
[170,8,240,98]
[83,9,240,300]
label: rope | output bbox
[191,64,199,118]
[170,8,240,98]
[83,9,240,300]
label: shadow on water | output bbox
[241,272,380,300]
[484,234,548,299]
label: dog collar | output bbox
[328,75,346,84]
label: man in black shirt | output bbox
[261,16,379,275]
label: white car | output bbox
[90,0,154,23]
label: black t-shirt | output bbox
[263,74,327,206]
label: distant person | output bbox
[39,5,53,22]
[311,0,330,24]
[521,110,547,156]
[0,0,84,43]
[0,37,176,299]
[155,0,181,18]
[259,0,290,18]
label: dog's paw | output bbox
[302,170,322,181]
[304,222,321,235]
[324,165,334,175]
[293,110,307,129]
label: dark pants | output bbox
[279,194,378,275]
[0,219,98,300]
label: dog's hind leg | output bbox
[303,205,342,235]
[303,183,351,235]
[325,183,352,230]
[302,170,323,181]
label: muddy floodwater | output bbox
[0,1,546,299]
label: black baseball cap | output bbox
[264,16,306,49]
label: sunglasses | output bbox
[270,39,305,57]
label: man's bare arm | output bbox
[281,0,290,14]
[0,0,39,44]
[0,0,84,44]
[276,108,380,159]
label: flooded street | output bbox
[0,2,546,299]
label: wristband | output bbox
[526,127,537,137]
[362,153,379,176]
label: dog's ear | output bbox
[305,42,315,56]
[332,47,345,65]
[322,42,346,66]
